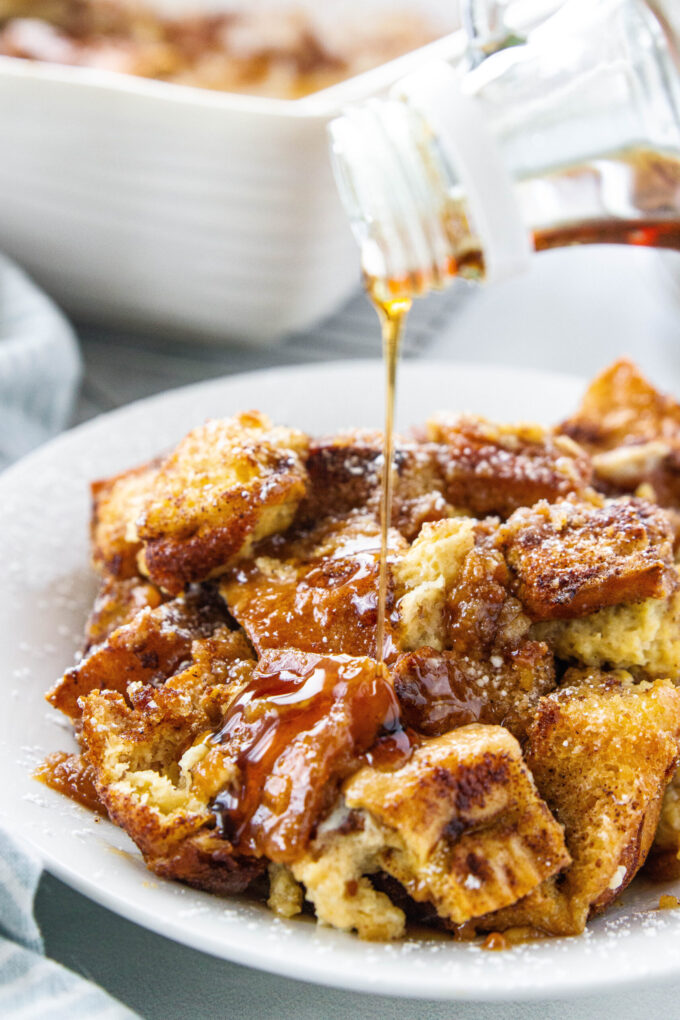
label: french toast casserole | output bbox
[39,359,680,942]
[0,0,438,98]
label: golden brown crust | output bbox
[393,643,554,742]
[426,415,592,518]
[221,513,406,662]
[560,357,680,453]
[80,631,259,891]
[445,535,534,655]
[293,726,569,936]
[559,358,680,509]
[533,575,680,680]
[91,459,160,578]
[82,574,165,653]
[474,670,680,935]
[48,586,238,720]
[300,431,451,540]
[498,495,677,621]
[135,412,309,595]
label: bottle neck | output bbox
[328,0,680,302]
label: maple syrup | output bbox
[35,751,107,816]
[367,281,412,664]
[209,649,403,860]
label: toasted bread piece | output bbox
[393,644,554,742]
[82,574,165,653]
[446,535,534,655]
[534,574,680,679]
[221,513,407,662]
[48,585,236,720]
[394,519,555,737]
[395,517,477,650]
[559,359,680,507]
[646,768,680,881]
[425,415,592,518]
[135,412,309,595]
[300,431,452,540]
[91,459,160,578]
[498,495,677,621]
[475,670,680,935]
[292,726,569,938]
[560,358,680,453]
[81,630,260,893]
[206,649,401,862]
[396,517,539,654]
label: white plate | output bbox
[1,360,679,1002]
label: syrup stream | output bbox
[371,290,412,662]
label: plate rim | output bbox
[5,357,680,1002]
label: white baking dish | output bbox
[0,1,558,343]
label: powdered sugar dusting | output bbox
[3,363,680,1000]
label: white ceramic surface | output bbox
[0,1,565,343]
[0,11,462,344]
[2,361,680,1000]
[0,251,81,469]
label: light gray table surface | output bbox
[31,244,680,1019]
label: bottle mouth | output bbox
[328,99,457,296]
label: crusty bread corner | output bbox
[498,495,677,621]
[81,574,164,653]
[474,669,680,936]
[133,412,310,595]
[533,571,680,678]
[220,513,407,660]
[393,643,555,743]
[559,357,680,454]
[291,726,570,939]
[300,430,451,541]
[79,630,259,892]
[91,459,161,578]
[48,586,237,720]
[558,358,680,510]
[425,414,592,518]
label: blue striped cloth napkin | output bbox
[0,828,137,1019]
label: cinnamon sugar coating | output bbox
[559,358,680,511]
[473,670,680,935]
[498,495,677,621]
[426,414,592,518]
[134,412,309,595]
[41,362,680,942]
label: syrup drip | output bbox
[35,751,107,816]
[368,283,412,663]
